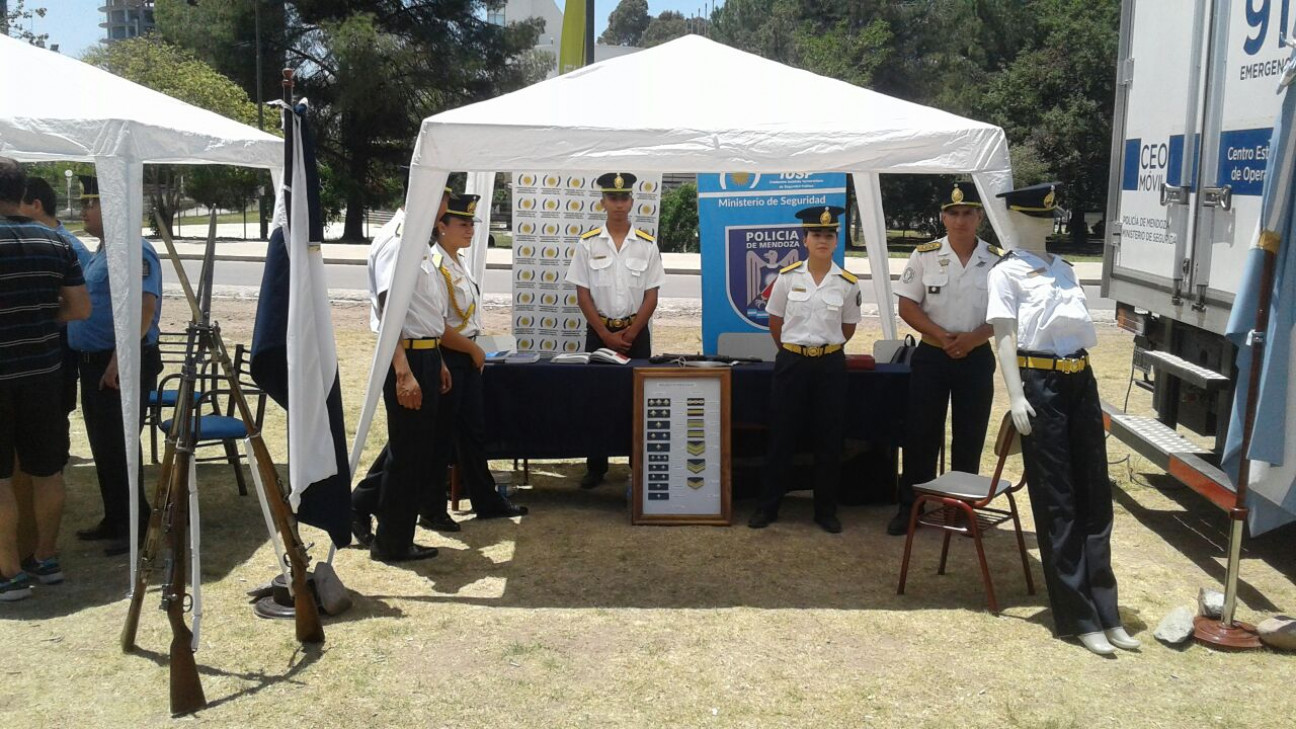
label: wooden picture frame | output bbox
[632,368,732,525]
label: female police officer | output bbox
[748,205,861,533]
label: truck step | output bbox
[1100,401,1236,511]
[1140,350,1230,390]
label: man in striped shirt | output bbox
[0,158,91,601]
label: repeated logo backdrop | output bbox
[511,172,662,353]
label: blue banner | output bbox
[698,173,847,354]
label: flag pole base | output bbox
[1193,616,1263,650]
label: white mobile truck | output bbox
[1103,0,1295,515]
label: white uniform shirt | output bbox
[894,236,999,333]
[367,209,446,339]
[986,250,1096,356]
[433,243,481,338]
[565,228,666,319]
[367,209,405,333]
[766,262,863,347]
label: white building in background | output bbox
[493,0,641,77]
[100,0,155,43]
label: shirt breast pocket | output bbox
[922,272,948,294]
[625,257,649,286]
[821,290,844,313]
[589,256,614,286]
[786,287,813,315]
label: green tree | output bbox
[2,0,48,47]
[658,182,699,253]
[601,0,650,46]
[640,10,690,48]
[81,37,268,236]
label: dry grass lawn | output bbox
[1,295,1293,728]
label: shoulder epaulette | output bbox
[431,251,444,268]
[780,260,805,274]
[634,228,655,242]
[988,245,1006,257]
[838,270,858,284]
[394,223,403,237]
[1061,257,1073,266]
[580,227,603,240]
[915,241,941,253]
[991,251,1017,268]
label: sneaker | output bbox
[0,572,33,602]
[20,555,64,585]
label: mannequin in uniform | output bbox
[986,182,1139,655]
[364,188,453,563]
[565,172,666,489]
[748,205,861,533]
[351,186,452,547]
[888,183,1003,536]
[418,194,529,531]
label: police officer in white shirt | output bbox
[987,182,1137,655]
[565,172,666,488]
[748,205,861,534]
[355,188,452,563]
[352,186,452,548]
[417,194,528,531]
[888,183,1004,536]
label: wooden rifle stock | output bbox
[163,362,206,715]
[209,331,324,644]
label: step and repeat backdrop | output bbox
[511,172,662,354]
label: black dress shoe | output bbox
[815,515,843,534]
[76,520,119,541]
[370,544,439,563]
[104,530,146,557]
[886,509,911,536]
[350,512,374,547]
[579,471,604,489]
[476,501,529,520]
[418,512,462,532]
[747,510,776,529]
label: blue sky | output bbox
[43,1,721,60]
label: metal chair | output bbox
[144,331,207,464]
[157,343,266,495]
[896,413,1035,613]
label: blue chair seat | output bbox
[160,415,247,441]
[149,389,203,407]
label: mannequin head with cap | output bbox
[998,182,1060,257]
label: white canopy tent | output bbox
[352,34,1017,469]
[0,36,283,579]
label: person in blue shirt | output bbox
[66,176,163,557]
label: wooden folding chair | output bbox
[897,413,1035,613]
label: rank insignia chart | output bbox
[638,378,725,518]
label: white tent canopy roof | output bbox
[414,34,1011,176]
[352,34,1018,473]
[0,35,283,586]
[0,35,281,166]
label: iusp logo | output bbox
[567,177,585,188]
[540,339,556,351]
[516,315,534,327]
[518,270,535,281]
[565,317,582,329]
[518,292,535,305]
[517,223,535,236]
[518,338,533,350]
[565,224,583,236]
[543,223,558,235]
[593,201,605,213]
[567,200,584,212]
[541,271,558,283]
[544,175,561,187]
[543,199,559,211]
[564,340,581,352]
[641,181,657,193]
[542,246,558,259]
[518,174,537,186]
[638,204,656,216]
[518,244,535,257]
[564,293,578,306]
[719,173,761,190]
[542,293,557,305]
[518,198,536,210]
[541,317,557,328]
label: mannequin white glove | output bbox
[993,321,1035,435]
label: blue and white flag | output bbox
[251,100,352,547]
[1222,48,1296,536]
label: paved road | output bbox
[161,258,1114,309]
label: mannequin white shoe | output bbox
[1077,631,1117,655]
[1104,626,1141,650]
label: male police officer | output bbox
[888,182,1002,536]
[565,172,665,489]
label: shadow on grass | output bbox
[1113,472,1296,613]
[124,642,325,713]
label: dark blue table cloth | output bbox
[480,359,909,460]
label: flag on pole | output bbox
[250,100,353,547]
[1221,47,1296,536]
[559,0,588,74]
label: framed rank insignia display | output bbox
[632,368,732,525]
